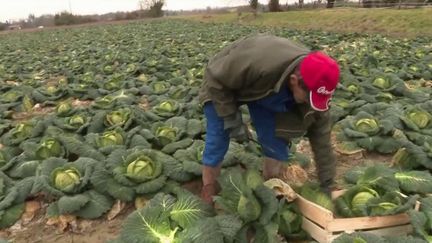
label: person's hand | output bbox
[319,179,335,197]
[223,111,249,143]
[320,186,332,197]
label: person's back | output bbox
[200,34,310,117]
[199,34,340,206]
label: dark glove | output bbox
[320,179,334,198]
[223,111,249,143]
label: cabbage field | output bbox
[0,20,432,243]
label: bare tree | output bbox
[327,0,336,7]
[299,0,304,8]
[249,0,259,9]
[268,0,281,11]
[138,0,165,17]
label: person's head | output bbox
[288,51,340,111]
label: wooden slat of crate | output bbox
[326,213,412,231]
[296,195,333,227]
[302,217,334,243]
[296,191,416,231]
[297,190,419,243]
[302,217,414,243]
[363,224,413,237]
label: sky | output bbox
[0,0,276,22]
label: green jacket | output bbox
[199,34,335,185]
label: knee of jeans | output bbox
[202,146,228,167]
[260,139,289,161]
[202,136,229,167]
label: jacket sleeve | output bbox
[306,111,336,187]
[204,69,239,118]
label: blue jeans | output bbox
[202,101,290,167]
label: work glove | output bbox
[223,111,249,143]
[319,179,334,198]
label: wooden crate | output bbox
[295,190,420,243]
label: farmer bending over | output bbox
[199,34,340,205]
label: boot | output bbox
[200,164,222,205]
[263,157,283,180]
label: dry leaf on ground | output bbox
[281,164,309,188]
[264,178,298,202]
[21,201,41,225]
[134,196,150,209]
[107,200,126,221]
[46,215,77,233]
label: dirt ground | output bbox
[1,136,393,243]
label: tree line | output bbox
[0,0,165,31]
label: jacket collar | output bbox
[274,54,308,93]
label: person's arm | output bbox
[306,111,336,190]
[204,69,239,118]
[203,42,258,142]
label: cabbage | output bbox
[355,118,379,135]
[152,100,180,118]
[35,137,64,159]
[97,130,124,147]
[406,108,431,129]
[372,77,391,89]
[125,155,158,182]
[11,122,33,140]
[52,167,81,193]
[105,108,131,127]
[69,114,86,126]
[55,100,73,116]
[351,191,377,215]
[155,126,178,146]
[347,84,360,94]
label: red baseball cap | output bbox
[300,51,340,111]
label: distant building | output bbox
[8,25,21,30]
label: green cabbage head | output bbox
[370,202,399,215]
[46,85,59,94]
[2,90,22,102]
[156,101,176,113]
[125,155,160,182]
[69,114,86,127]
[237,194,261,222]
[52,167,81,193]
[151,82,169,94]
[36,138,63,159]
[406,108,431,129]
[95,96,115,107]
[355,118,380,135]
[106,109,130,127]
[375,93,394,103]
[97,130,124,147]
[347,84,360,94]
[351,191,378,215]
[372,77,391,89]
[335,99,351,109]
[155,126,177,146]
[56,101,72,115]
[11,122,34,140]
